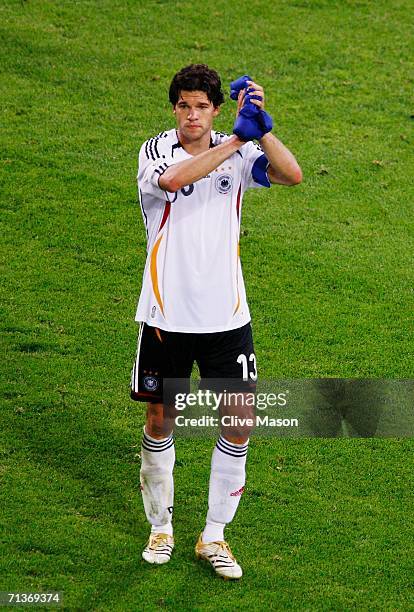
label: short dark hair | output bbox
[169,64,225,108]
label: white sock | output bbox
[140,426,175,537]
[202,436,249,543]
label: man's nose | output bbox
[188,108,199,120]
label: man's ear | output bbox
[213,106,221,117]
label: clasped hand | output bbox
[231,75,273,142]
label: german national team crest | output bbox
[143,375,159,392]
[215,174,233,194]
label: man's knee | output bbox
[223,435,250,445]
[145,403,174,439]
[220,394,255,442]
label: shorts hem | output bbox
[135,318,251,334]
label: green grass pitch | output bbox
[1,0,413,609]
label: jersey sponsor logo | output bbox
[151,306,156,318]
[216,174,233,194]
[143,375,159,392]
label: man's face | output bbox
[174,90,220,142]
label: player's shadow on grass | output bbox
[7,397,146,529]
[302,379,413,437]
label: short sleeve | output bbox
[240,141,271,189]
[138,134,177,201]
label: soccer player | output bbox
[130,64,302,579]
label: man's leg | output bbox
[202,431,249,544]
[202,390,253,546]
[131,323,195,564]
[196,421,251,579]
[195,322,257,578]
[140,402,175,564]
[130,324,181,564]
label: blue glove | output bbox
[230,75,251,100]
[233,108,273,141]
[230,74,263,105]
[230,74,273,141]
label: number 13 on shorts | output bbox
[237,353,258,381]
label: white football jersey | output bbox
[135,129,270,333]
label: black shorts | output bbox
[130,322,257,403]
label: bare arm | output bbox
[159,136,244,193]
[240,81,302,186]
[259,132,302,186]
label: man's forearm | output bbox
[259,132,302,186]
[159,136,244,192]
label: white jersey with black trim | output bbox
[135,128,270,333]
